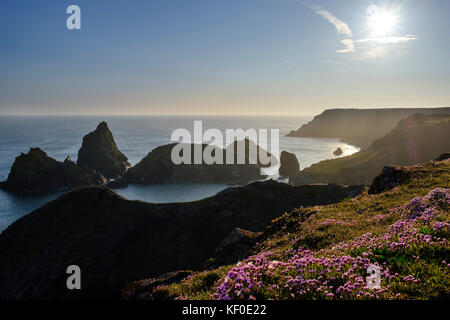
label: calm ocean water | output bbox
[0,116,359,231]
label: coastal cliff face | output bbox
[287,107,450,149]
[77,122,130,178]
[290,114,450,186]
[0,148,105,193]
[0,180,363,299]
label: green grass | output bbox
[151,161,450,300]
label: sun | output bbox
[367,6,398,37]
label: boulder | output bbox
[214,227,261,265]
[279,151,300,177]
[0,148,105,193]
[121,270,193,300]
[434,153,450,161]
[77,122,130,178]
[368,166,411,194]
[333,147,343,156]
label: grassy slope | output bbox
[154,160,450,300]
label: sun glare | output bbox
[367,7,398,37]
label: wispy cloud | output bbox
[354,35,418,44]
[336,39,355,53]
[313,8,352,37]
[281,59,304,72]
[306,4,354,53]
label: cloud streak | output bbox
[281,59,304,72]
[336,39,355,53]
[313,8,352,37]
[354,35,418,44]
[306,4,354,53]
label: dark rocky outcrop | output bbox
[290,114,450,186]
[287,107,450,149]
[434,153,450,161]
[77,122,130,178]
[213,227,262,266]
[0,148,105,193]
[125,141,272,185]
[279,151,300,177]
[333,147,343,156]
[368,166,412,194]
[0,180,363,299]
[122,270,193,300]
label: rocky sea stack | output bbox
[77,122,130,178]
[279,151,299,177]
[0,148,105,193]
[333,147,343,156]
[125,141,272,185]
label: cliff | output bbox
[287,107,450,149]
[290,114,450,186]
[77,122,130,178]
[0,180,363,299]
[0,148,105,193]
[141,158,450,300]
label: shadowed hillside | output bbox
[0,180,362,299]
[290,114,450,186]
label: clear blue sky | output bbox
[0,0,449,115]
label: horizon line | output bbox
[0,106,448,117]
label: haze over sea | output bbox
[0,115,359,231]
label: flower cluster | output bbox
[213,188,450,300]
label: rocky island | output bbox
[333,147,343,156]
[122,139,276,186]
[0,148,105,193]
[77,121,130,178]
[278,151,300,177]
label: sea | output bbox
[0,115,360,232]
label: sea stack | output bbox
[126,143,265,184]
[333,147,343,156]
[279,151,300,177]
[0,148,106,193]
[77,122,130,178]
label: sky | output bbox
[0,0,449,116]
